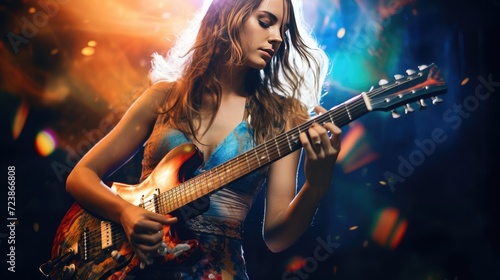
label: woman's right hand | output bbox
[119,204,178,265]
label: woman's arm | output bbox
[66,81,176,264]
[263,106,342,253]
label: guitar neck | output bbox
[159,93,371,213]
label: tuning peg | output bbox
[369,86,374,92]
[432,96,443,105]
[404,104,414,114]
[391,109,401,119]
[406,69,416,75]
[394,74,404,80]
[379,79,389,85]
[418,99,427,109]
[418,65,428,70]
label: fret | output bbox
[274,137,281,157]
[171,186,180,212]
[244,152,251,172]
[180,183,188,207]
[343,103,352,120]
[285,130,293,151]
[180,184,188,207]
[289,128,300,149]
[220,166,227,185]
[196,174,204,198]
[206,170,213,193]
[328,110,335,124]
[253,147,261,167]
[263,142,270,164]
[236,154,246,177]
[225,160,233,182]
[189,178,196,203]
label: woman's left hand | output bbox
[299,105,342,193]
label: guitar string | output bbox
[82,83,389,245]
[146,73,433,214]
[150,73,426,213]
[81,73,429,247]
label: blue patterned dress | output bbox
[134,113,268,280]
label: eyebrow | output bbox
[260,10,278,22]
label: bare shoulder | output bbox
[132,81,172,114]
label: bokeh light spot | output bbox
[337,27,346,39]
[81,46,95,56]
[35,128,58,157]
[461,77,470,86]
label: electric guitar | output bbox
[40,64,447,279]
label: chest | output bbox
[194,98,248,162]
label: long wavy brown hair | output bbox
[151,0,329,145]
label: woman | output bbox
[66,0,341,279]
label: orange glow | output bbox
[1,0,202,149]
[81,46,95,56]
[12,100,30,140]
[390,219,408,249]
[337,122,364,162]
[372,208,398,247]
[461,77,470,86]
[286,256,306,272]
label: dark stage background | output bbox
[1,0,499,279]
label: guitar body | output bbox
[44,144,205,279]
[49,203,133,279]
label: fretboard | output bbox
[159,93,370,214]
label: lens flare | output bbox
[337,122,379,173]
[370,207,408,249]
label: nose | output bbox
[268,26,283,45]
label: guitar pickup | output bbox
[101,221,113,250]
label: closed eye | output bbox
[258,20,270,28]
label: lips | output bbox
[260,48,274,59]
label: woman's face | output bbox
[239,0,289,70]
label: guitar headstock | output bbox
[367,63,447,118]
